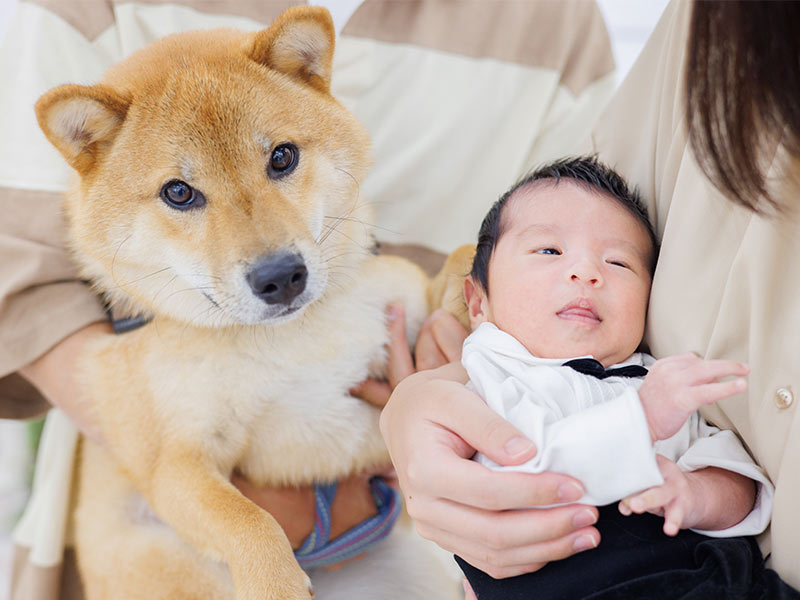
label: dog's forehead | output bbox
[118,69,322,167]
[139,63,291,122]
[95,28,370,181]
[105,30,327,131]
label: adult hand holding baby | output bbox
[379,310,601,580]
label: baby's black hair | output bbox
[469,155,658,293]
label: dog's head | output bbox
[36,7,373,326]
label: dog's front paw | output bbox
[236,559,313,600]
[281,567,314,600]
[273,552,314,599]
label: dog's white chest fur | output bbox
[132,254,423,486]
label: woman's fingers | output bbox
[393,381,587,507]
[462,578,478,600]
[350,378,392,407]
[385,302,415,386]
[427,309,469,363]
[421,512,599,579]
[348,302,416,407]
[413,454,584,510]
[414,309,468,370]
[403,374,540,467]
[410,495,597,550]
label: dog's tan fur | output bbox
[35,8,429,599]
[426,244,475,330]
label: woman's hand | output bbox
[380,363,601,578]
[463,578,478,600]
[351,303,417,407]
[413,308,469,371]
[353,303,469,408]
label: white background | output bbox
[0,1,668,598]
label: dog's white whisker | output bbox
[151,274,180,306]
[104,266,174,292]
[320,212,401,240]
[109,233,134,288]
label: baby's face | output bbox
[469,181,653,366]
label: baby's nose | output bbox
[568,261,602,286]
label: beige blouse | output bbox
[591,0,800,587]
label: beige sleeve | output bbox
[0,187,106,418]
[0,0,120,417]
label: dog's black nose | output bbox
[247,252,308,305]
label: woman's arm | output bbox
[19,321,112,443]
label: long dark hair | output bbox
[686,1,800,213]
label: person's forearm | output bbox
[685,467,757,531]
[19,320,112,442]
[232,471,379,550]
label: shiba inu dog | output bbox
[35,7,440,599]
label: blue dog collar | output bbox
[294,476,401,569]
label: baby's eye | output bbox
[607,259,630,269]
[535,248,561,256]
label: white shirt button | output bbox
[775,387,794,409]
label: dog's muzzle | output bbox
[247,252,308,305]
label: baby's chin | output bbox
[521,339,632,367]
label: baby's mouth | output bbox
[557,299,601,324]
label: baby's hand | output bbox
[618,455,703,536]
[638,353,748,441]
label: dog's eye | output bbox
[268,143,298,178]
[160,180,206,210]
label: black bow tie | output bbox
[563,358,648,380]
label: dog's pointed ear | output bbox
[248,6,335,94]
[35,84,130,175]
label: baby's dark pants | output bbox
[456,504,799,599]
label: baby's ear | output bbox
[248,6,335,93]
[463,276,488,329]
[35,84,129,175]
